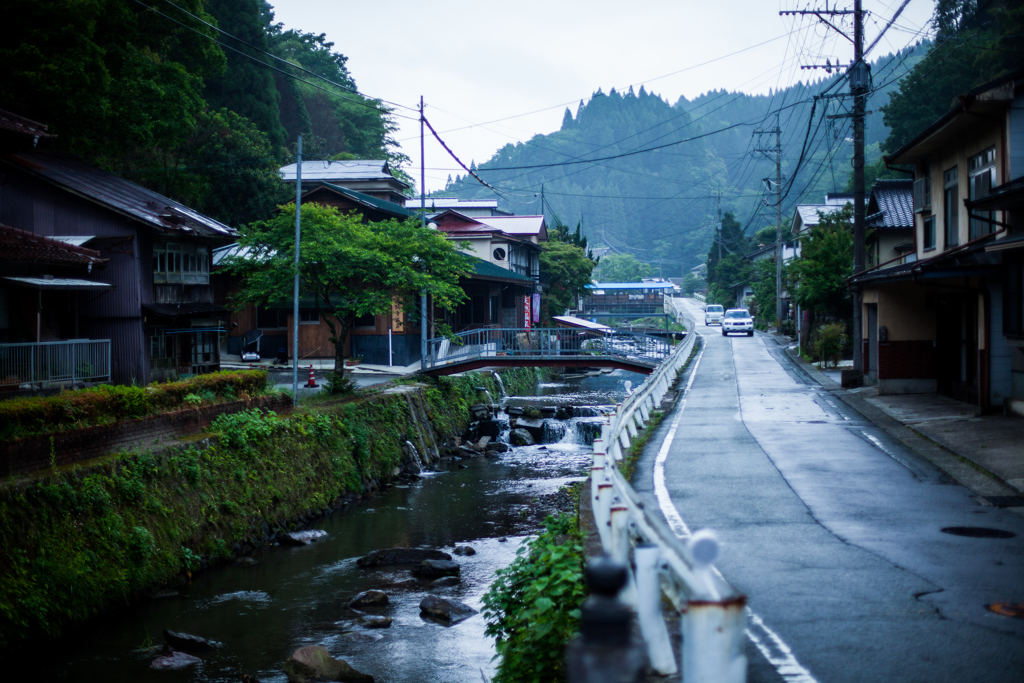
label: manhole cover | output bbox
[987,603,1024,618]
[984,496,1024,508]
[941,526,1017,539]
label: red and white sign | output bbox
[524,296,531,330]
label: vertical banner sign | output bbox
[532,293,541,324]
[524,296,532,330]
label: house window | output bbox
[256,306,287,329]
[922,163,931,209]
[969,147,996,239]
[299,309,320,324]
[153,243,209,284]
[150,333,174,369]
[354,313,376,329]
[943,166,959,248]
[192,331,216,365]
[923,216,936,250]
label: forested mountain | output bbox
[441,43,930,277]
[3,0,403,227]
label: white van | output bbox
[705,304,724,326]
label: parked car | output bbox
[704,304,724,326]
[722,308,754,337]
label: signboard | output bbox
[524,295,531,330]
[628,294,644,300]
[532,293,541,323]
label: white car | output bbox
[704,304,724,326]
[722,308,754,337]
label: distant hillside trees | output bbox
[593,254,652,283]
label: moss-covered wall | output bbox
[0,368,547,649]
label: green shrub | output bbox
[482,514,587,683]
[814,322,848,368]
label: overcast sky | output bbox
[270,0,936,194]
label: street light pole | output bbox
[292,135,302,406]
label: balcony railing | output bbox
[0,339,112,388]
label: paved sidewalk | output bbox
[766,333,1024,503]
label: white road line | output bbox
[652,326,820,683]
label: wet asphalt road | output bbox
[632,299,1024,682]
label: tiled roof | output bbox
[587,282,675,290]
[279,160,409,187]
[0,109,54,139]
[866,179,914,230]
[2,152,236,238]
[0,223,107,267]
[406,198,498,209]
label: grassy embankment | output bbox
[0,367,545,649]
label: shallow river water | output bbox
[37,369,644,683]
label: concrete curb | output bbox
[763,332,1022,501]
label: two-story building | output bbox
[279,160,410,205]
[0,147,237,385]
[851,69,1024,415]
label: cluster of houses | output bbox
[725,69,1024,416]
[0,114,546,389]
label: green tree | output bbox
[593,253,652,282]
[749,258,778,324]
[228,204,469,391]
[203,0,287,151]
[787,205,854,341]
[682,272,700,296]
[539,241,596,321]
[548,213,597,262]
[705,211,749,285]
[1,0,224,167]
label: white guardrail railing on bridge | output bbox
[590,328,747,682]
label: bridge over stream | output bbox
[420,327,677,376]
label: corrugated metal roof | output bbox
[0,223,107,267]
[2,152,237,238]
[796,204,844,229]
[553,316,611,331]
[469,257,535,283]
[587,282,675,290]
[474,215,546,237]
[3,276,112,290]
[405,198,498,209]
[866,179,914,230]
[212,243,257,266]
[51,236,95,247]
[279,160,409,187]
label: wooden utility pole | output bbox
[755,118,783,326]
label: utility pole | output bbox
[292,135,301,406]
[540,183,545,218]
[716,189,723,261]
[755,117,783,327]
[420,96,427,366]
[781,0,868,382]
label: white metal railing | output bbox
[0,339,111,388]
[589,329,747,681]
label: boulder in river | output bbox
[476,419,502,438]
[431,576,461,588]
[279,530,328,546]
[357,548,452,568]
[486,442,509,453]
[150,650,201,670]
[419,595,478,624]
[348,590,388,609]
[452,545,476,556]
[412,559,461,579]
[554,407,571,420]
[234,557,259,567]
[163,629,221,652]
[283,645,374,683]
[361,615,393,629]
[469,403,491,421]
[509,428,535,446]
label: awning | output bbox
[51,236,96,247]
[143,302,227,318]
[553,315,611,331]
[2,276,113,290]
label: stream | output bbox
[35,369,644,683]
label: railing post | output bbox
[682,597,748,683]
[609,500,637,607]
[634,544,679,676]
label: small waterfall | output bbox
[558,417,604,446]
[475,386,495,405]
[491,372,507,398]
[573,406,605,418]
[542,420,567,443]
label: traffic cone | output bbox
[306,364,318,388]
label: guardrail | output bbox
[0,339,112,388]
[423,327,671,371]
[589,329,747,682]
